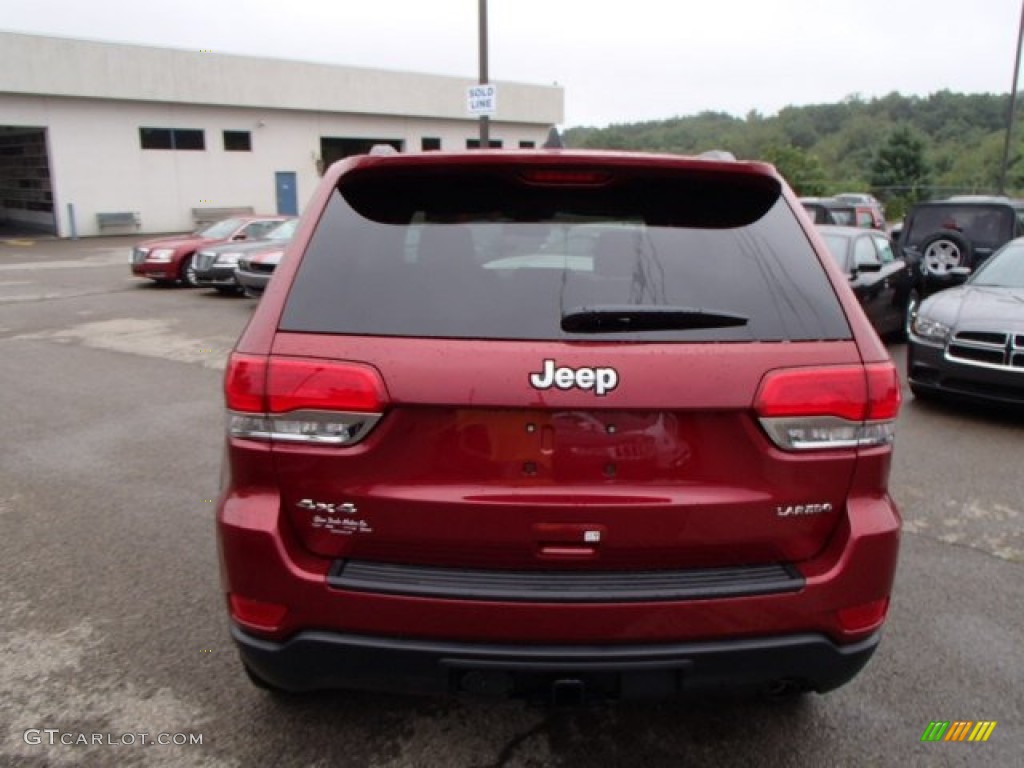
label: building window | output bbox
[173,129,205,150]
[140,128,173,150]
[223,131,252,151]
[139,128,206,151]
[519,140,536,149]
[466,139,503,149]
[421,137,441,151]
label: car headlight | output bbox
[148,248,175,262]
[216,253,242,265]
[911,314,951,344]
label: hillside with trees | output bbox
[563,91,1020,219]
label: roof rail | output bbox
[698,149,737,161]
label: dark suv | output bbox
[897,197,1024,333]
[218,149,902,702]
[898,196,1024,281]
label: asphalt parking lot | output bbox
[0,235,1021,767]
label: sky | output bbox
[4,0,1023,127]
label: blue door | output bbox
[275,172,298,216]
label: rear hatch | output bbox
[237,156,880,573]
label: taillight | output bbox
[754,363,901,451]
[266,357,385,413]
[224,353,267,412]
[224,353,387,446]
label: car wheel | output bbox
[179,254,199,288]
[902,288,920,340]
[920,231,972,276]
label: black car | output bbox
[194,218,297,294]
[907,237,1024,406]
[898,196,1024,283]
[818,225,916,338]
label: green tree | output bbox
[564,91,1013,195]
[761,144,828,196]
[870,127,932,203]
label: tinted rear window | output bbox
[905,205,1014,247]
[280,165,850,342]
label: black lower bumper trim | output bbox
[232,624,880,701]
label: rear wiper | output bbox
[560,305,749,333]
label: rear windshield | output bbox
[904,205,1014,248]
[280,165,850,342]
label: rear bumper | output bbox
[219,491,900,641]
[219,447,900,697]
[920,272,960,297]
[233,623,880,700]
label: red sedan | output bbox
[130,216,289,286]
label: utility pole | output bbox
[998,0,1024,194]
[478,0,489,147]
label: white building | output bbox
[0,31,564,237]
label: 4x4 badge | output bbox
[529,359,619,396]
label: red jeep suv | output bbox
[218,148,902,702]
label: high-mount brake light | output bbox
[754,363,901,451]
[224,354,387,446]
[519,169,613,186]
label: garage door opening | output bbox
[319,137,403,174]
[0,126,56,237]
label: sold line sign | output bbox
[467,84,497,116]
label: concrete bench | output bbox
[191,206,254,228]
[96,212,140,230]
